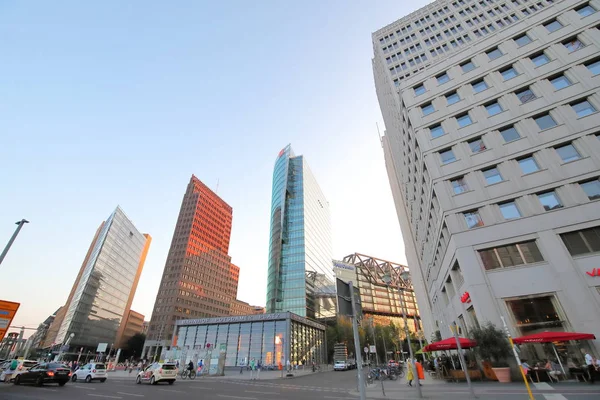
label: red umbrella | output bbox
[423,337,477,352]
[512,331,596,344]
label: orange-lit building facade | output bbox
[144,175,240,359]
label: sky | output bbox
[0,0,431,338]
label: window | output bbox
[550,75,572,90]
[576,4,597,17]
[457,113,473,128]
[500,66,518,80]
[506,295,563,335]
[430,124,445,139]
[534,113,557,130]
[518,156,540,174]
[422,103,435,116]
[437,72,450,84]
[469,138,487,153]
[561,227,600,256]
[461,60,476,73]
[487,47,504,60]
[571,99,597,117]
[514,34,532,47]
[451,177,469,194]
[414,84,426,96]
[538,191,563,210]
[514,88,536,104]
[500,202,521,219]
[581,179,600,200]
[531,53,550,67]
[544,19,563,32]
[446,92,461,105]
[555,143,581,162]
[483,167,503,184]
[440,148,456,164]
[586,59,600,75]
[478,240,544,270]
[471,79,488,94]
[564,37,585,52]
[499,126,520,142]
[486,101,503,116]
[464,210,484,229]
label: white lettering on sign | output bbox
[332,260,356,271]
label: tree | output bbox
[469,322,511,367]
[125,333,146,360]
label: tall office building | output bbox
[144,175,240,358]
[266,145,334,319]
[53,207,151,351]
[373,0,600,353]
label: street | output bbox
[1,370,599,400]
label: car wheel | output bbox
[100,378,106,383]
[150,376,156,385]
[36,376,44,387]
[58,381,67,387]
[14,375,21,385]
[85,375,92,383]
[136,376,141,384]
[71,374,77,382]
[168,380,174,385]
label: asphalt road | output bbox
[0,370,598,400]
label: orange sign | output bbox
[0,300,20,341]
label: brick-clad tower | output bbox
[144,175,239,358]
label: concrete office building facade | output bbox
[373,0,600,354]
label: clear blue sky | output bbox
[0,0,430,335]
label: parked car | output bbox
[334,360,348,371]
[72,362,107,383]
[13,362,71,386]
[136,362,177,385]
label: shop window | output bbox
[506,295,564,335]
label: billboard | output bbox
[0,300,20,341]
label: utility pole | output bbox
[0,219,29,267]
[349,282,367,400]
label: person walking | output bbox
[406,359,414,387]
[256,360,262,380]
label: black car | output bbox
[13,362,71,386]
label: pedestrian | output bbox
[286,359,291,373]
[415,359,424,385]
[250,358,256,380]
[406,359,414,387]
[581,348,595,384]
[198,359,203,375]
[137,361,142,373]
[256,360,262,380]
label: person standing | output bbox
[256,360,262,380]
[582,349,595,384]
[250,358,256,380]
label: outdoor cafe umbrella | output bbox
[422,337,477,352]
[512,331,597,376]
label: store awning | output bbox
[513,331,596,344]
[422,337,477,352]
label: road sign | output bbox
[0,300,20,341]
[363,347,368,354]
[97,343,108,353]
[336,279,362,318]
[369,345,376,353]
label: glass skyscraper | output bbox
[54,207,151,349]
[266,145,333,319]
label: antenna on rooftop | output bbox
[376,122,383,147]
[216,178,220,194]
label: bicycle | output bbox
[366,367,398,384]
[180,369,196,380]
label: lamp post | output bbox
[0,219,29,267]
[383,270,422,399]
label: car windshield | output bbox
[95,364,106,369]
[48,363,68,369]
[162,364,176,370]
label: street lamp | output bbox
[382,270,422,399]
[0,219,29,267]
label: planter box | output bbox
[449,369,482,381]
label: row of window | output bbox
[460,176,600,230]
[478,224,600,271]
[413,3,598,99]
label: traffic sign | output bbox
[0,300,20,341]
[363,347,368,354]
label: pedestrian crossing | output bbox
[216,379,350,393]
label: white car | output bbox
[136,362,177,385]
[72,363,107,383]
[334,361,348,371]
[1,360,38,382]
